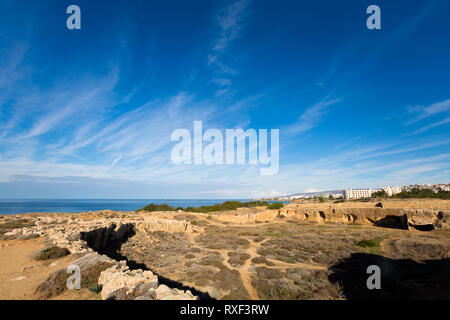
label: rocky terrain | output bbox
[0,199,449,300]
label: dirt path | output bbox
[239,240,261,300]
[186,231,197,247]
[215,249,237,271]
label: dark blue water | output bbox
[0,199,283,215]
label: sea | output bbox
[0,199,284,215]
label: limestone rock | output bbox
[278,206,450,230]
[155,284,197,300]
[135,216,192,234]
[69,252,118,271]
[98,264,197,300]
[98,264,158,300]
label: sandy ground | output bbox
[0,238,77,300]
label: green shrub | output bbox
[356,238,382,248]
[137,203,177,212]
[246,201,270,207]
[267,202,284,210]
[139,200,276,214]
[185,201,269,213]
[393,188,450,199]
[89,284,102,294]
[372,190,388,198]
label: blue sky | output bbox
[0,0,449,199]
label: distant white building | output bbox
[344,188,379,200]
[382,186,402,196]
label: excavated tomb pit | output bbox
[79,223,212,299]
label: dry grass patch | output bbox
[389,234,450,260]
[32,246,70,261]
[195,234,250,250]
[251,267,342,300]
[36,261,112,299]
[251,256,275,266]
[80,262,114,289]
[0,218,35,232]
[222,284,252,300]
[227,251,251,267]
[121,231,193,270]
[213,268,243,293]
[36,269,70,299]
[256,226,395,266]
[198,253,227,270]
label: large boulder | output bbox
[70,252,119,270]
[98,262,158,300]
[98,262,198,300]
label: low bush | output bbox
[251,256,275,266]
[89,284,102,294]
[227,251,251,267]
[138,200,273,214]
[393,188,450,199]
[36,261,112,299]
[136,203,177,212]
[36,269,69,299]
[185,201,269,213]
[80,262,114,289]
[33,246,70,261]
[267,202,284,210]
[356,238,382,248]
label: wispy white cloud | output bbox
[407,98,450,122]
[405,98,450,134]
[1,68,120,142]
[0,42,28,89]
[211,0,251,54]
[110,155,123,167]
[284,97,342,136]
[412,117,450,135]
[208,0,251,96]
